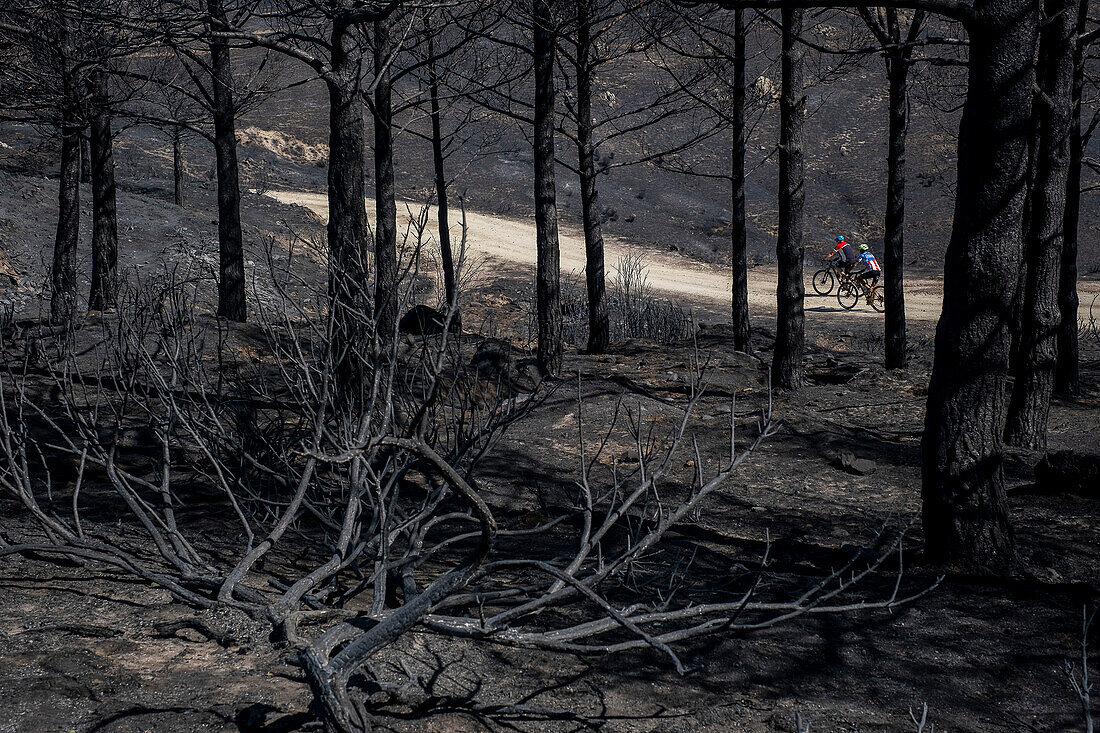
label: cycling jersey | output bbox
[834,241,857,264]
[857,252,881,271]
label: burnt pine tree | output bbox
[206,0,246,322]
[646,6,761,353]
[53,109,81,325]
[87,69,119,311]
[407,12,492,320]
[1004,0,1079,448]
[425,27,457,310]
[1055,0,1091,397]
[373,17,399,343]
[326,15,374,396]
[534,0,563,376]
[569,0,610,353]
[172,125,186,206]
[730,8,750,352]
[920,0,1039,571]
[772,6,806,390]
[859,8,927,370]
[52,11,81,325]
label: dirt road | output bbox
[265,189,1097,324]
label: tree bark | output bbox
[883,53,910,369]
[575,0,609,354]
[327,22,371,399]
[88,72,118,311]
[730,8,750,353]
[208,0,246,322]
[51,123,80,325]
[374,18,399,344]
[533,0,563,376]
[1005,0,1078,449]
[772,6,805,390]
[921,0,1038,572]
[1055,0,1088,398]
[426,32,456,313]
[173,126,185,207]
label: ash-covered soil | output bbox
[1,306,1098,732]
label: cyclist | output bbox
[854,244,881,303]
[827,235,858,275]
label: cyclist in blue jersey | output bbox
[854,244,881,303]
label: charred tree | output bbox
[730,8,750,353]
[326,20,372,398]
[173,125,185,207]
[574,0,609,354]
[921,0,1039,571]
[858,9,927,371]
[88,71,118,311]
[1005,0,1078,449]
[772,6,806,390]
[426,32,457,313]
[534,0,563,376]
[882,50,912,370]
[52,121,81,325]
[207,0,246,322]
[50,10,80,326]
[374,18,399,344]
[879,11,924,370]
[1055,0,1089,398]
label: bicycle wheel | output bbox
[837,282,859,310]
[812,268,834,295]
[870,287,885,313]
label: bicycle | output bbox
[812,259,852,295]
[837,276,884,312]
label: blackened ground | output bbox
[1,304,1098,733]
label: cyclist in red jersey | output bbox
[828,236,858,274]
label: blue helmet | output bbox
[835,236,846,243]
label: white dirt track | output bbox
[266,189,1099,324]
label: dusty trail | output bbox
[265,189,1095,323]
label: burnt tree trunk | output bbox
[426,33,456,313]
[1055,0,1088,398]
[575,0,609,354]
[883,52,911,369]
[730,8,750,353]
[921,0,1038,572]
[173,126,185,207]
[88,72,118,311]
[1005,0,1078,449]
[772,6,805,390]
[52,123,80,325]
[327,25,371,398]
[374,18,399,344]
[533,0,563,376]
[208,0,246,322]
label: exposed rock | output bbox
[470,339,544,394]
[399,305,447,336]
[835,451,877,476]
